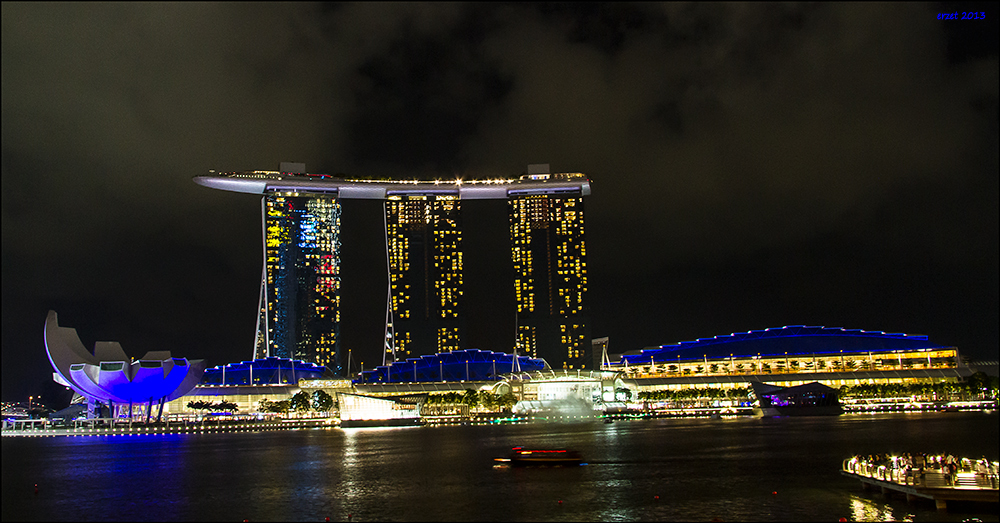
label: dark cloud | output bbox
[348,9,513,172]
[3,3,996,404]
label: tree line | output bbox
[257,390,335,414]
[838,373,997,400]
[424,390,518,412]
[187,390,335,415]
[186,400,238,413]
[637,387,752,405]
[631,372,998,406]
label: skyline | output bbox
[3,3,997,404]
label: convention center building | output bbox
[608,325,976,394]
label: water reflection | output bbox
[2,412,996,522]
[848,494,915,522]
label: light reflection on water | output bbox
[2,412,997,522]
[849,494,914,522]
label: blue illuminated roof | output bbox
[622,326,951,365]
[358,349,547,384]
[202,357,329,385]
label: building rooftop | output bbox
[620,325,952,364]
[193,170,591,199]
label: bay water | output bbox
[3,411,997,521]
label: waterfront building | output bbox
[384,194,463,361]
[161,384,302,419]
[510,164,591,370]
[337,393,423,427]
[348,367,625,417]
[161,360,348,418]
[43,311,207,421]
[607,325,974,393]
[193,163,592,371]
[256,163,342,372]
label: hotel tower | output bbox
[194,163,590,374]
[253,163,342,372]
[509,165,591,369]
[384,195,464,362]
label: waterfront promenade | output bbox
[2,407,760,437]
[3,400,994,438]
[1,418,332,437]
[842,453,999,510]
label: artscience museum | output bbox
[44,311,207,421]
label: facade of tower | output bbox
[385,195,463,361]
[510,178,590,370]
[254,193,342,373]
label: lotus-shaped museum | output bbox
[44,311,207,414]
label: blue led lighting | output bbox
[201,357,328,385]
[623,326,948,365]
[356,349,546,384]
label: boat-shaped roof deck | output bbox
[193,171,591,199]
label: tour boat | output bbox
[495,447,584,466]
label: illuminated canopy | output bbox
[44,311,207,405]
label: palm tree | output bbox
[186,400,212,412]
[462,389,480,412]
[312,390,334,415]
[481,392,498,411]
[291,391,312,413]
[615,387,633,402]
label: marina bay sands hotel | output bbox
[194,163,591,375]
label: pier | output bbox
[841,455,999,510]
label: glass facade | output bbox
[256,194,342,373]
[385,195,464,360]
[510,191,590,370]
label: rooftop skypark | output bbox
[193,169,591,199]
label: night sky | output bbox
[3,3,997,407]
